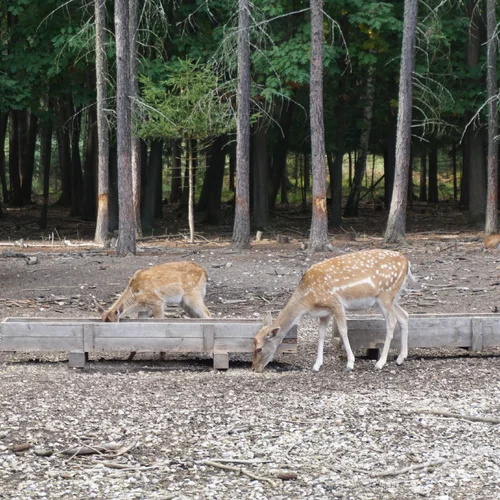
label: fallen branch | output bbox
[200,458,272,465]
[112,440,138,457]
[414,408,500,424]
[200,460,278,488]
[371,458,458,478]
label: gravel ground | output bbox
[1,233,500,499]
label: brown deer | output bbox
[253,249,413,372]
[483,234,500,251]
[96,261,210,359]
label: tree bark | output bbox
[142,139,163,230]
[129,0,142,237]
[308,0,329,250]
[270,101,295,210]
[251,127,271,230]
[94,0,110,244]
[428,147,439,203]
[419,149,427,202]
[232,0,251,250]
[384,0,418,243]
[81,105,97,221]
[70,100,83,217]
[170,140,183,203]
[55,97,72,206]
[465,0,486,223]
[8,111,23,206]
[344,66,376,217]
[484,0,498,236]
[330,80,347,228]
[21,112,38,205]
[197,136,226,224]
[40,101,54,230]
[0,112,8,204]
[115,0,136,255]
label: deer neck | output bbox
[273,295,308,339]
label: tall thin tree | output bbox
[232,0,251,250]
[308,0,329,251]
[384,0,418,243]
[115,0,136,255]
[94,0,109,244]
[129,0,142,237]
[484,0,498,236]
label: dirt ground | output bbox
[1,202,500,499]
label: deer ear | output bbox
[262,312,273,326]
[266,327,280,340]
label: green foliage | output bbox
[139,58,236,140]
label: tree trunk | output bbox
[187,139,195,243]
[232,0,251,250]
[115,0,136,255]
[465,0,486,223]
[301,154,309,212]
[0,112,8,204]
[170,140,182,203]
[155,148,163,219]
[70,100,83,217]
[419,149,427,201]
[129,0,142,237]
[21,112,38,205]
[308,0,329,250]
[40,101,54,230]
[384,0,418,243]
[108,145,119,231]
[251,127,271,230]
[451,144,458,201]
[344,66,376,217]
[94,0,110,244]
[229,147,236,192]
[484,0,498,236]
[142,139,163,230]
[428,148,439,203]
[8,111,23,206]
[55,97,72,206]
[17,109,28,198]
[330,82,347,228]
[197,136,226,224]
[270,101,295,210]
[81,106,97,220]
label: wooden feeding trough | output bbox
[0,318,297,369]
[334,313,500,353]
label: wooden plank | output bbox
[203,324,215,352]
[471,318,483,352]
[1,323,84,338]
[83,323,94,352]
[0,337,84,352]
[94,337,205,353]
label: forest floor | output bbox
[1,201,500,499]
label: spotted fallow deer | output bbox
[96,261,210,359]
[253,249,414,372]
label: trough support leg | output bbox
[69,351,88,368]
[471,318,483,352]
[213,352,229,370]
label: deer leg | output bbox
[181,294,211,318]
[312,316,330,372]
[375,299,397,370]
[394,302,409,365]
[335,309,355,371]
[152,304,164,319]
